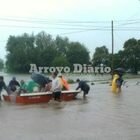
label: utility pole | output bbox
[111,20,114,78]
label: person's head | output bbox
[113,74,119,79]
[0,76,4,81]
[76,78,80,83]
[12,77,16,81]
[52,71,58,79]
[20,80,25,85]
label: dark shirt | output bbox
[0,81,7,92]
[116,77,124,87]
[76,81,90,92]
[9,80,20,88]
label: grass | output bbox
[123,74,140,79]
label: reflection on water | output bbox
[0,73,140,140]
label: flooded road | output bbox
[0,78,140,140]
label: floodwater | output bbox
[0,73,140,140]
[0,71,111,83]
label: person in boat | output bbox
[44,80,52,92]
[8,77,20,92]
[19,80,28,93]
[0,76,9,100]
[76,79,90,98]
[31,73,51,92]
[58,73,69,90]
[20,80,39,93]
[51,72,62,101]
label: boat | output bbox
[2,90,81,104]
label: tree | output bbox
[110,50,126,70]
[6,31,90,73]
[66,42,90,69]
[92,46,109,66]
[55,36,69,56]
[123,38,140,74]
[52,55,70,67]
[35,32,57,67]
[6,34,36,73]
[0,58,4,71]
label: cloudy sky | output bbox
[0,0,140,60]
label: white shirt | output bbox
[51,77,62,92]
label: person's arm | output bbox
[3,82,10,95]
[16,81,20,87]
[8,81,12,87]
[76,82,81,90]
[3,82,7,90]
[17,81,20,87]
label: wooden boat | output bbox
[3,90,80,104]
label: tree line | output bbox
[1,31,140,74]
[92,38,140,74]
[5,31,89,73]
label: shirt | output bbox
[76,81,90,92]
[9,80,20,88]
[0,81,9,94]
[51,77,62,92]
[0,81,7,91]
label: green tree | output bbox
[55,36,69,56]
[35,32,57,67]
[66,42,90,69]
[0,58,4,71]
[111,50,126,70]
[6,32,57,72]
[52,55,70,67]
[6,33,36,73]
[92,46,109,66]
[123,38,140,74]
[6,31,90,73]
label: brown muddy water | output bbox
[0,73,140,140]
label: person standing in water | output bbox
[76,79,90,98]
[8,77,20,92]
[51,72,62,101]
[116,73,124,92]
[0,76,9,101]
[112,73,124,93]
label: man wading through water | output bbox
[76,79,90,98]
[0,76,9,101]
[51,72,62,102]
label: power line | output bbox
[0,17,112,23]
[0,16,140,36]
[0,16,140,30]
[1,16,140,25]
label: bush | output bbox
[67,79,75,84]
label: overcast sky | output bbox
[0,0,140,60]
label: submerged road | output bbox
[0,79,140,140]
